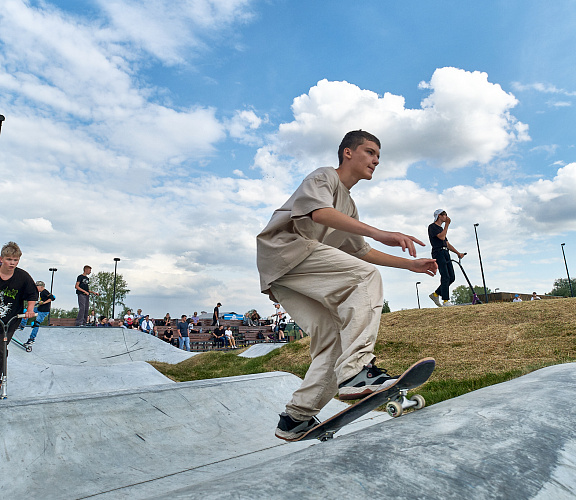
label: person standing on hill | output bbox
[428,210,465,307]
[257,130,437,440]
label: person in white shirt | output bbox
[531,292,541,301]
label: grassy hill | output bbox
[151,297,576,407]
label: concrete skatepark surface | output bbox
[238,342,287,358]
[1,326,575,499]
[7,327,197,399]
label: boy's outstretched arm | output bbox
[311,207,425,257]
[360,249,438,276]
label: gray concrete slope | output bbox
[12,326,196,365]
[238,342,286,358]
[6,327,196,399]
[0,371,389,500]
[159,363,576,500]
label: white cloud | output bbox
[256,68,529,180]
[95,0,257,64]
[21,218,54,233]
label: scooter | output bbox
[451,253,482,305]
[1,313,36,399]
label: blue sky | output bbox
[1,0,575,318]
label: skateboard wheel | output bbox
[410,394,425,410]
[386,401,403,418]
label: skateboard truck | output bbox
[317,430,337,442]
[385,389,426,418]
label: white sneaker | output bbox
[429,293,442,307]
[442,301,453,307]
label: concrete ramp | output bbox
[12,326,196,365]
[6,327,196,399]
[157,363,576,500]
[238,342,286,358]
[0,372,389,499]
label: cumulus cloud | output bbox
[256,68,529,180]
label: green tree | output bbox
[381,299,391,314]
[50,307,79,318]
[549,278,576,297]
[451,285,492,304]
[90,271,130,319]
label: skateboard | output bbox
[283,357,435,442]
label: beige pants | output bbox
[270,244,383,420]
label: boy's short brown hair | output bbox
[337,130,381,166]
[1,241,22,258]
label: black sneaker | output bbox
[338,363,398,400]
[275,412,320,441]
[24,339,34,346]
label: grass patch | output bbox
[152,298,576,407]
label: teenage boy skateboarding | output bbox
[257,130,438,440]
[0,242,38,378]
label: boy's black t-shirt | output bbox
[37,289,56,313]
[0,267,38,326]
[428,223,448,252]
[76,274,89,295]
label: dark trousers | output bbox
[433,249,455,301]
[76,294,89,326]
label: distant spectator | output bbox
[161,313,172,326]
[213,325,226,347]
[97,316,112,327]
[531,292,541,301]
[75,265,99,326]
[140,315,156,335]
[225,326,236,348]
[513,294,523,302]
[161,328,173,343]
[191,312,200,326]
[135,309,143,322]
[272,303,286,341]
[87,309,97,326]
[250,309,261,326]
[124,309,134,328]
[177,315,190,351]
[212,302,222,326]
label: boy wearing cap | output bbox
[0,242,38,377]
[257,130,438,440]
[21,281,55,346]
[428,210,465,307]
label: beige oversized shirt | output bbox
[257,167,371,296]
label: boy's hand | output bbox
[374,231,425,258]
[408,258,438,276]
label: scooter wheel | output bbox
[26,346,32,352]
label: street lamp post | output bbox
[560,243,574,297]
[47,268,57,325]
[473,223,489,303]
[112,258,121,320]
[415,282,422,309]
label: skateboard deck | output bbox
[284,357,435,442]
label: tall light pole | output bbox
[473,223,489,303]
[560,243,574,297]
[112,258,121,320]
[47,268,57,325]
[0,114,5,136]
[415,281,422,309]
